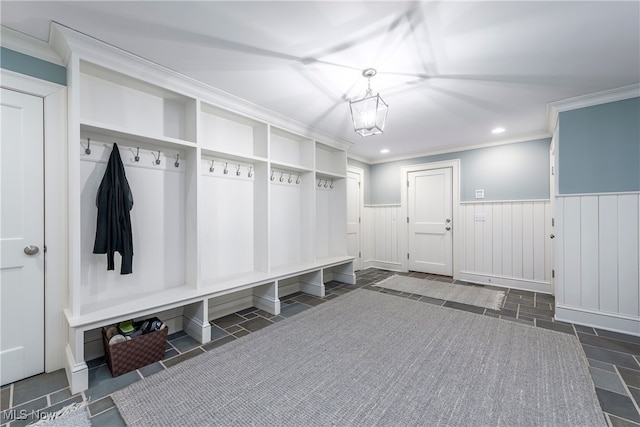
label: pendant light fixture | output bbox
[349,68,388,137]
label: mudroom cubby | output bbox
[78,133,197,317]
[56,24,354,394]
[200,153,269,285]
[269,168,315,269]
[315,174,347,261]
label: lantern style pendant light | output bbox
[349,68,388,137]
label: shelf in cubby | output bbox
[270,160,314,174]
[200,103,268,159]
[200,147,267,165]
[315,141,347,177]
[81,120,197,150]
[80,61,197,143]
[315,169,346,180]
[270,127,314,170]
[65,285,200,329]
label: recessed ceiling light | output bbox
[380,149,390,154]
[492,127,506,134]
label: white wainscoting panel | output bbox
[363,205,402,271]
[555,193,640,336]
[459,201,552,292]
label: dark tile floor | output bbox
[2,268,639,426]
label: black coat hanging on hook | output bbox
[93,143,135,274]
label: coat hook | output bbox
[152,150,161,165]
[236,164,241,176]
[85,138,91,155]
[318,179,323,188]
[248,166,253,178]
[296,175,300,184]
[279,172,284,182]
[288,173,292,183]
[330,180,334,189]
[134,147,140,162]
[270,170,275,181]
[224,162,229,174]
[209,160,215,173]
[324,180,329,188]
[174,154,180,168]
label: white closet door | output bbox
[1,88,45,385]
[407,167,453,276]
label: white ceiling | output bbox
[2,1,639,162]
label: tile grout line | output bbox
[613,365,640,415]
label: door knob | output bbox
[24,245,39,255]
[550,234,555,239]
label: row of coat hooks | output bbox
[84,138,182,168]
[207,159,253,178]
[271,170,301,184]
[318,179,335,189]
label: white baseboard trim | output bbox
[65,345,88,394]
[363,260,403,272]
[457,271,552,294]
[253,294,281,316]
[555,304,640,337]
[208,293,253,321]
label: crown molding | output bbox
[546,84,640,133]
[0,25,64,66]
[48,22,353,151]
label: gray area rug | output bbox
[376,274,506,310]
[113,290,603,426]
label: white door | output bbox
[1,88,45,385]
[407,167,452,276]
[346,168,362,271]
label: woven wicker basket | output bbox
[102,325,168,377]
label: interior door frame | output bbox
[1,69,68,374]
[346,165,364,271]
[400,159,460,277]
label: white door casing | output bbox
[407,168,453,275]
[0,88,45,385]
[347,167,363,271]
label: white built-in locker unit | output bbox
[52,24,354,393]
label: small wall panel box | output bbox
[475,189,485,199]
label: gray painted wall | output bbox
[365,138,551,205]
[0,47,66,85]
[558,97,640,194]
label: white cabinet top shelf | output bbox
[81,121,197,149]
